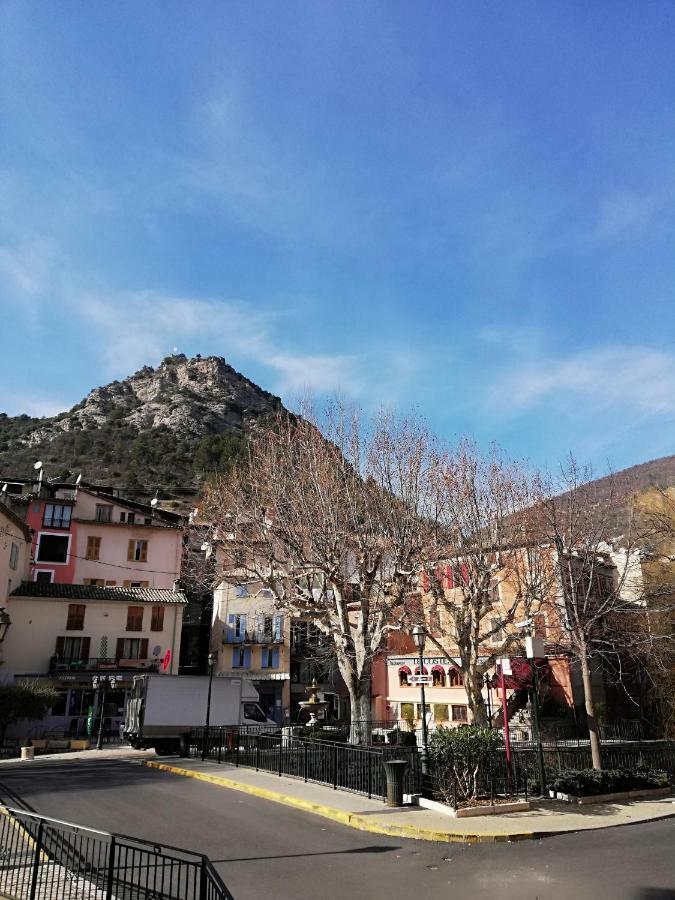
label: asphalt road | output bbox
[0,758,673,900]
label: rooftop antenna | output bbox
[75,473,82,485]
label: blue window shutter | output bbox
[227,614,235,642]
[256,614,265,642]
[243,648,251,669]
[272,648,279,668]
[240,614,247,640]
[273,615,283,640]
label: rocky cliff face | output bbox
[26,354,282,444]
[0,354,285,493]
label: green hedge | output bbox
[550,768,670,796]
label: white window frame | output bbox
[36,532,72,566]
[34,569,54,583]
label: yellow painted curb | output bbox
[143,761,534,844]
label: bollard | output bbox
[382,759,408,807]
[21,745,34,761]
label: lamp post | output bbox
[205,650,218,728]
[484,672,493,727]
[411,625,430,785]
[93,674,116,751]
[525,633,547,796]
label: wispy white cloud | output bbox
[71,289,361,397]
[593,190,661,243]
[487,345,675,420]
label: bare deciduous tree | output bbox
[203,403,443,744]
[420,441,549,725]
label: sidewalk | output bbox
[144,757,675,844]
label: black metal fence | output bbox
[189,726,421,801]
[506,738,675,788]
[0,805,233,900]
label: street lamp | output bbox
[205,650,218,728]
[484,672,493,727]
[411,625,430,785]
[92,674,117,751]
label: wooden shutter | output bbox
[115,638,124,660]
[140,638,148,659]
[127,540,134,561]
[444,565,454,589]
[151,606,164,632]
[86,537,100,560]
[272,648,280,668]
[226,614,235,642]
[243,647,251,668]
[55,636,65,659]
[256,614,265,642]
[461,564,469,585]
[80,637,91,662]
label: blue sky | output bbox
[2,1,675,475]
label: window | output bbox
[120,512,126,523]
[55,635,90,662]
[451,705,468,722]
[144,517,151,526]
[434,704,449,722]
[123,580,149,588]
[127,540,148,562]
[9,543,19,570]
[232,646,251,669]
[150,606,165,632]
[431,666,445,687]
[400,702,415,720]
[227,613,247,642]
[534,614,547,638]
[273,615,283,641]
[85,536,101,560]
[449,668,464,687]
[243,702,266,722]
[37,534,69,563]
[66,604,86,630]
[116,637,148,660]
[126,606,144,631]
[261,647,280,668]
[83,578,104,586]
[105,580,116,586]
[95,505,112,523]
[398,666,411,687]
[491,617,504,643]
[35,570,53,584]
[43,503,72,529]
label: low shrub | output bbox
[550,768,670,796]
[387,728,417,747]
[295,725,350,743]
[429,726,502,804]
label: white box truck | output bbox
[123,674,277,755]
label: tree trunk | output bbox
[464,669,488,726]
[580,650,602,770]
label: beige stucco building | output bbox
[4,582,186,740]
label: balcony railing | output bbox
[49,656,159,673]
[224,630,284,645]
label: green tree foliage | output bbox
[192,432,246,477]
[0,681,58,744]
[428,725,502,805]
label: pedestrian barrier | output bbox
[189,727,421,801]
[0,805,233,900]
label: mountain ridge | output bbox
[1,354,674,506]
[0,354,286,494]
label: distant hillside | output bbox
[0,354,286,497]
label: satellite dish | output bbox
[75,473,82,485]
[1,484,7,493]
[150,498,158,508]
[201,542,210,551]
[33,461,43,470]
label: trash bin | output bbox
[382,759,408,807]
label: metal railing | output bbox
[0,805,233,900]
[189,727,421,801]
[223,631,283,644]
